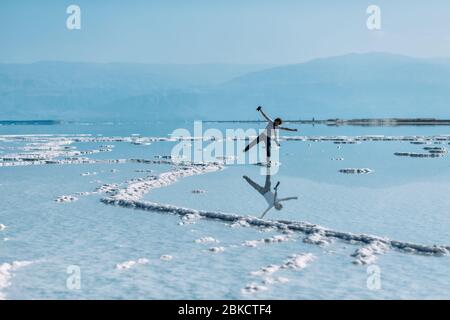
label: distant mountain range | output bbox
[1,53,450,120]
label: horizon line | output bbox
[1,51,447,66]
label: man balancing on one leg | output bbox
[243,106,298,166]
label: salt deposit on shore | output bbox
[54,195,78,203]
[241,234,293,248]
[244,253,315,295]
[102,197,450,262]
[108,163,223,202]
[208,246,225,253]
[4,133,450,147]
[160,255,173,261]
[339,168,373,174]
[394,146,448,158]
[3,133,450,169]
[282,253,315,270]
[394,152,445,158]
[303,229,333,246]
[3,134,450,268]
[241,283,268,294]
[191,189,207,194]
[351,240,389,265]
[195,237,219,244]
[81,172,97,176]
[423,147,447,153]
[179,213,202,225]
[0,261,34,300]
[116,258,149,270]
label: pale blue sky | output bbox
[1,0,450,64]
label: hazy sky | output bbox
[1,0,450,64]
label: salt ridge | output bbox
[101,198,450,261]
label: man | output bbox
[243,106,297,166]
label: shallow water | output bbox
[1,121,449,299]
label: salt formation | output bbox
[3,133,450,146]
[180,213,202,225]
[55,183,119,204]
[333,140,360,145]
[244,253,314,295]
[208,247,225,253]
[116,258,149,270]
[303,229,333,246]
[3,133,450,169]
[54,195,78,203]
[241,283,268,294]
[282,253,315,270]
[131,139,151,146]
[394,152,445,158]
[191,189,207,194]
[75,192,90,196]
[195,237,219,244]
[394,146,448,158]
[81,172,97,176]
[102,197,450,262]
[3,134,450,266]
[95,183,119,195]
[242,240,260,248]
[230,219,251,228]
[250,264,280,277]
[0,136,113,168]
[241,234,293,248]
[423,147,447,153]
[0,261,34,300]
[215,155,238,163]
[108,163,223,202]
[262,277,289,285]
[339,168,373,174]
[0,224,6,231]
[351,240,389,265]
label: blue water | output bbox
[1,121,450,299]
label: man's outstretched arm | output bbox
[278,196,298,202]
[256,106,273,122]
[278,126,298,132]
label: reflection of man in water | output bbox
[243,171,298,219]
